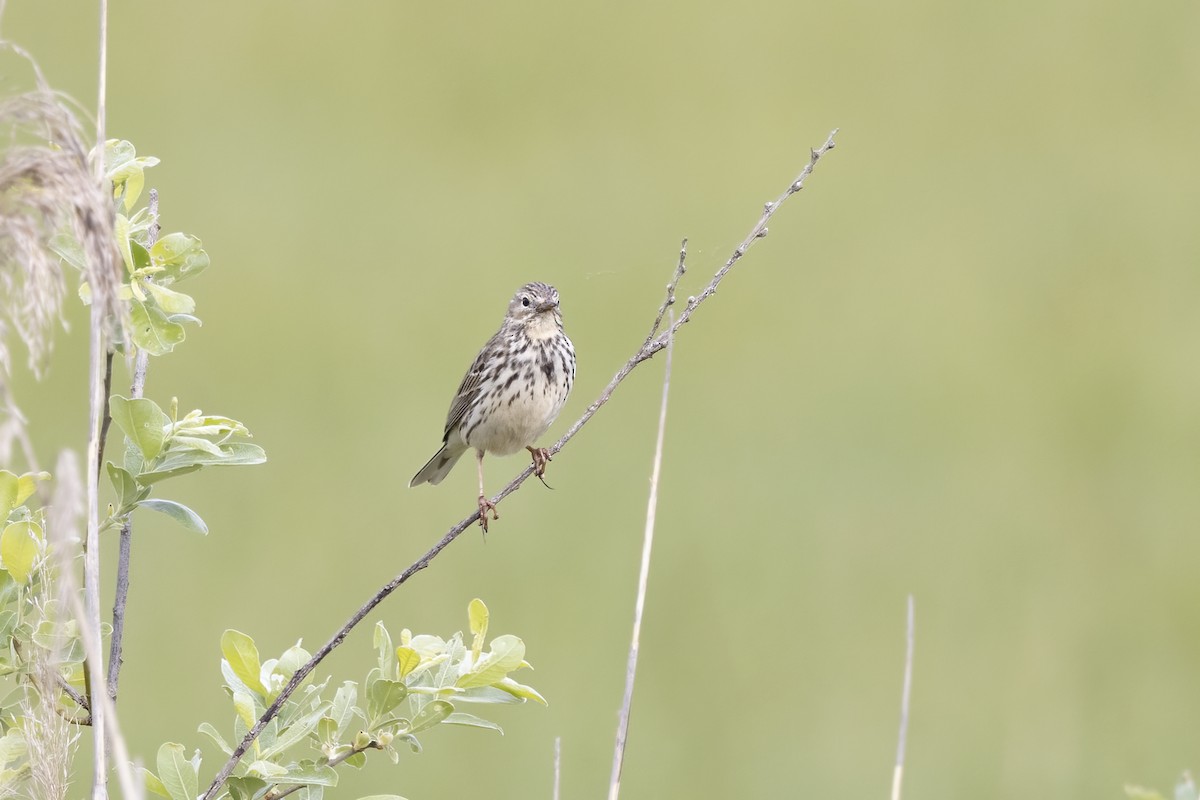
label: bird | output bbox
[409,281,576,533]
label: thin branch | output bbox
[107,188,156,702]
[263,741,379,800]
[609,312,674,800]
[642,238,687,350]
[56,673,90,715]
[199,129,839,800]
[890,595,915,800]
[95,352,113,482]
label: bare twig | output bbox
[609,312,674,800]
[200,130,838,800]
[106,188,156,702]
[642,238,687,350]
[553,736,562,800]
[95,352,114,480]
[891,595,915,800]
[56,673,90,715]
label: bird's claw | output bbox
[477,495,499,534]
[527,446,553,482]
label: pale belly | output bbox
[457,360,572,455]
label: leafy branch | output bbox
[200,128,840,800]
[147,599,540,800]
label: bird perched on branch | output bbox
[409,282,576,533]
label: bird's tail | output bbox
[409,441,469,487]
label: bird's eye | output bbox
[521,297,531,307]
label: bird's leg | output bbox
[527,445,554,489]
[476,449,498,533]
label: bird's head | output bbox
[507,282,562,331]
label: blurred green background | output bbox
[5,0,1200,797]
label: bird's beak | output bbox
[535,300,558,313]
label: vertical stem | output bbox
[608,315,674,800]
[88,1,111,796]
[890,595,915,800]
[106,189,156,701]
[84,304,108,800]
[552,737,562,800]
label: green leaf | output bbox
[493,676,548,706]
[442,712,503,734]
[151,233,210,283]
[144,282,196,314]
[356,796,409,800]
[50,231,87,272]
[104,139,136,177]
[222,630,267,696]
[367,679,408,720]
[0,571,19,608]
[1,521,42,585]
[103,140,159,210]
[131,300,186,356]
[197,722,232,755]
[156,742,197,800]
[456,635,525,689]
[140,768,170,799]
[106,463,141,510]
[135,464,203,486]
[342,751,367,769]
[374,622,396,678]
[110,395,168,461]
[123,165,145,211]
[155,441,267,471]
[316,717,337,745]
[246,760,288,779]
[275,761,338,787]
[168,435,226,458]
[226,776,268,800]
[14,472,49,506]
[454,685,522,705]
[407,700,453,734]
[259,707,327,760]
[115,213,135,274]
[0,611,17,643]
[468,598,488,662]
[0,729,26,766]
[396,646,420,680]
[273,641,311,685]
[31,618,85,663]
[328,681,358,739]
[136,499,208,535]
[0,472,16,523]
[130,240,153,271]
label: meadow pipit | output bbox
[409,282,576,532]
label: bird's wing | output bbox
[442,331,503,441]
